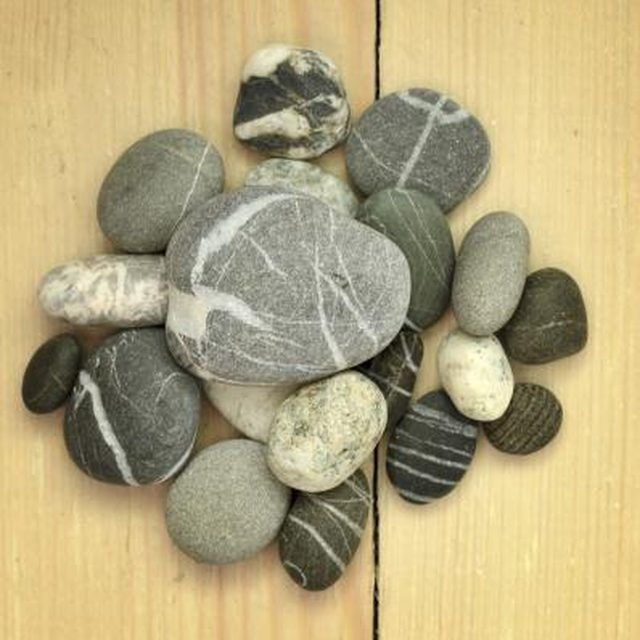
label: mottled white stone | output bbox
[38,255,167,327]
[437,329,514,421]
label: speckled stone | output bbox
[204,380,298,442]
[245,159,358,218]
[483,383,562,455]
[64,329,200,485]
[437,329,514,421]
[358,188,455,329]
[500,268,588,364]
[233,44,350,159]
[362,329,423,430]
[279,469,370,590]
[38,255,167,327]
[387,390,478,504]
[452,211,530,336]
[346,88,490,211]
[98,129,224,252]
[165,440,291,564]
[165,186,411,384]
[267,371,386,492]
[22,334,81,414]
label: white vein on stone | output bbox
[308,496,364,536]
[399,332,419,373]
[288,514,346,571]
[398,91,470,124]
[387,458,456,485]
[397,487,436,503]
[395,427,473,459]
[177,142,210,223]
[388,442,468,470]
[410,404,478,438]
[283,560,308,588]
[365,369,412,397]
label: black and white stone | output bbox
[64,328,200,485]
[279,468,370,591]
[38,255,167,327]
[165,186,411,384]
[233,44,350,159]
[98,129,224,252]
[346,88,490,212]
[386,390,478,504]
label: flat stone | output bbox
[204,380,298,442]
[500,267,588,364]
[437,329,513,421]
[346,88,490,211]
[267,371,386,492]
[64,328,200,485]
[233,44,350,159]
[38,255,167,327]
[279,469,370,590]
[452,211,530,336]
[245,159,358,218]
[165,186,411,384]
[358,188,455,329]
[98,129,224,252]
[387,390,478,504]
[22,333,81,414]
[166,440,291,564]
[483,383,562,454]
[362,329,423,430]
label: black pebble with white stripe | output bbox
[387,390,478,504]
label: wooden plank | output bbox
[377,1,640,639]
[0,2,376,639]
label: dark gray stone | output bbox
[279,468,370,590]
[64,328,200,485]
[22,333,81,414]
[452,211,530,336]
[98,129,224,252]
[165,186,411,384]
[346,88,490,212]
[358,188,455,329]
[386,390,478,504]
[166,440,291,564]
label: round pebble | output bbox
[483,383,563,454]
[267,371,387,492]
[346,88,490,211]
[98,129,224,252]
[437,329,514,421]
[165,440,291,564]
[22,333,81,414]
[233,44,350,159]
[500,267,588,364]
[64,328,200,485]
[452,211,530,336]
[279,469,370,591]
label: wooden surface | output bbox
[1,1,638,639]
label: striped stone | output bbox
[386,390,478,504]
[279,469,370,591]
[483,383,562,455]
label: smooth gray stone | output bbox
[346,88,490,212]
[358,188,455,329]
[98,129,224,252]
[64,328,200,485]
[165,440,291,564]
[165,186,411,384]
[233,44,350,159]
[452,211,530,336]
[279,469,370,590]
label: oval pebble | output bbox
[166,440,291,564]
[500,267,588,364]
[22,333,82,414]
[483,383,563,454]
[437,329,514,421]
[387,390,478,504]
[38,255,167,327]
[267,371,387,492]
[279,469,370,591]
[452,211,530,336]
[64,328,200,485]
[233,44,350,159]
[98,129,224,252]
[346,88,490,212]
